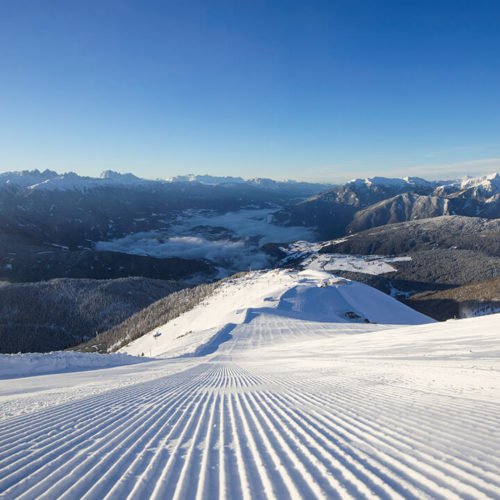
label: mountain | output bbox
[277,173,499,238]
[434,172,500,198]
[0,169,59,188]
[346,192,450,234]
[440,173,500,218]
[166,173,331,195]
[0,169,153,192]
[1,169,331,196]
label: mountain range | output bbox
[276,172,500,238]
[0,168,498,354]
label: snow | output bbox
[283,240,411,275]
[121,269,432,358]
[1,298,498,498]
[302,253,411,274]
[343,172,500,198]
[0,351,148,379]
[166,174,247,185]
[459,172,500,193]
[27,171,154,191]
[1,269,499,498]
[346,176,437,189]
[0,169,58,188]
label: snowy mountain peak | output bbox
[99,170,144,183]
[166,174,246,185]
[0,169,59,188]
[25,171,153,191]
[459,172,500,193]
[27,172,89,191]
[346,176,436,190]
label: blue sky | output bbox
[1,0,500,182]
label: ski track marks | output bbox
[1,359,499,499]
[1,312,500,499]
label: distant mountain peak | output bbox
[99,170,143,182]
[459,172,499,192]
[346,176,436,189]
[166,174,246,185]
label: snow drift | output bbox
[0,351,148,379]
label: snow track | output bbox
[1,299,499,498]
[1,354,500,497]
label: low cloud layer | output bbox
[96,234,271,272]
[171,208,316,244]
[96,207,316,273]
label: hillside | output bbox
[77,276,237,353]
[120,269,431,358]
[0,277,182,353]
[278,217,500,321]
[1,275,498,498]
[346,193,450,233]
[322,215,500,256]
[406,277,500,320]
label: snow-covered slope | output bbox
[458,172,500,193]
[27,170,154,191]
[166,174,246,185]
[283,240,413,274]
[120,269,432,358]
[0,169,161,191]
[434,172,500,200]
[346,175,439,190]
[0,169,59,188]
[0,351,147,379]
[1,306,498,498]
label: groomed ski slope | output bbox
[121,269,431,358]
[1,271,500,499]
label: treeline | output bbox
[0,277,182,353]
[78,272,249,353]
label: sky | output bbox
[1,0,500,182]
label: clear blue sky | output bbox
[1,0,500,182]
